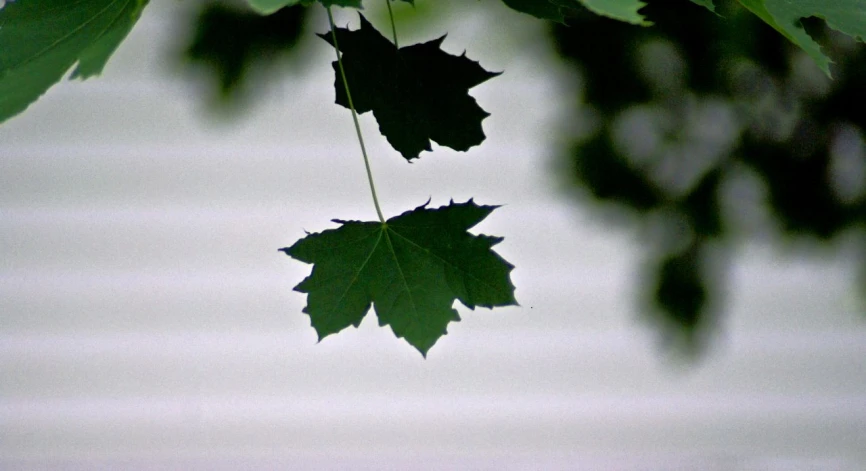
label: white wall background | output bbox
[1,2,865,469]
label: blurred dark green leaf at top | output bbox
[184,2,307,104]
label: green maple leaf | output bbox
[736,0,866,76]
[0,0,148,125]
[320,15,500,160]
[502,0,649,25]
[280,200,517,356]
[247,0,412,15]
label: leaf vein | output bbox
[321,228,383,325]
[5,0,127,73]
[387,227,510,301]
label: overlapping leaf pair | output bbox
[283,12,514,355]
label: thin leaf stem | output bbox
[385,0,398,47]
[326,7,386,224]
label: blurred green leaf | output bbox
[185,3,306,101]
[246,0,412,15]
[689,0,716,12]
[502,0,649,25]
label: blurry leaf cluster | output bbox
[552,0,866,353]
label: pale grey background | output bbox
[1,2,865,469]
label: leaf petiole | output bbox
[385,0,399,47]
[326,6,386,224]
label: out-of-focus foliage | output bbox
[184,2,307,104]
[502,0,648,24]
[247,0,363,16]
[246,0,417,15]
[552,0,866,353]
